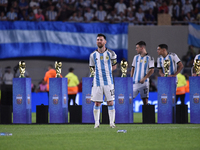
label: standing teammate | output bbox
[89,33,117,128]
[157,44,183,77]
[130,41,155,105]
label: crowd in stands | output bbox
[0,0,199,25]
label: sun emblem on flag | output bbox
[86,94,91,104]
[16,94,22,105]
[193,93,199,104]
[118,94,124,104]
[161,93,167,104]
[53,94,59,105]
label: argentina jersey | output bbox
[89,49,117,87]
[157,52,181,75]
[132,54,154,84]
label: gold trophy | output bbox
[19,61,26,78]
[89,67,95,77]
[55,61,62,78]
[194,59,200,76]
[164,60,170,77]
[120,60,128,77]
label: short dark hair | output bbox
[69,67,74,72]
[158,44,168,50]
[136,41,146,47]
[97,33,106,40]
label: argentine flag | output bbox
[188,23,200,48]
[0,21,128,62]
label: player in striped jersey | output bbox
[89,34,117,128]
[192,54,200,76]
[157,44,183,77]
[131,41,154,105]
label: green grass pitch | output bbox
[0,113,199,150]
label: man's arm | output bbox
[130,67,134,77]
[168,61,184,77]
[140,68,154,84]
[159,68,164,77]
[112,64,117,71]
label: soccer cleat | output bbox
[110,124,116,128]
[94,124,99,128]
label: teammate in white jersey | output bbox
[157,44,183,77]
[131,41,154,105]
[89,34,117,128]
[192,54,200,76]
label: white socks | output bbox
[93,105,100,126]
[108,105,115,126]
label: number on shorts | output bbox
[110,89,114,96]
[143,88,147,94]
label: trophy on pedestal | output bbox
[164,60,170,77]
[19,61,26,78]
[120,60,128,77]
[89,67,95,77]
[194,59,200,76]
[55,61,62,78]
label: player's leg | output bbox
[180,94,185,105]
[139,82,149,105]
[93,102,101,128]
[107,100,116,128]
[91,86,103,128]
[104,84,116,128]
[133,83,139,99]
[72,94,76,106]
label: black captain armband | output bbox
[112,59,117,66]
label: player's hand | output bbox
[192,73,197,76]
[160,74,164,77]
[167,75,175,77]
[139,78,145,84]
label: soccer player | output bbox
[157,44,183,77]
[191,54,200,76]
[131,41,155,105]
[89,33,117,128]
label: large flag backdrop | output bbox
[0,21,128,62]
[188,23,200,48]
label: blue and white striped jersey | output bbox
[193,54,200,65]
[132,54,154,84]
[89,48,117,87]
[157,52,181,75]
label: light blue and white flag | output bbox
[0,21,128,62]
[188,23,200,48]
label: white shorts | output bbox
[91,84,115,102]
[133,82,149,99]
